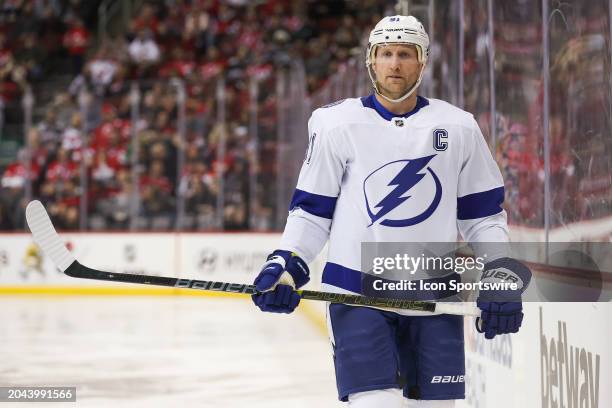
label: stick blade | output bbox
[25,200,75,272]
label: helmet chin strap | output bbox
[367,63,426,104]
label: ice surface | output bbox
[0,296,343,407]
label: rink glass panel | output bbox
[492,1,545,228]
[281,0,612,238]
[462,0,494,145]
[544,0,612,228]
[83,80,183,231]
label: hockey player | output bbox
[252,15,530,407]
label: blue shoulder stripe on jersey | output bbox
[360,94,429,121]
[322,262,461,300]
[322,263,363,293]
[457,186,505,220]
[289,189,338,219]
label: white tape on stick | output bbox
[25,200,75,272]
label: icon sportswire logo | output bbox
[363,155,442,227]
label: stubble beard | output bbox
[377,77,416,100]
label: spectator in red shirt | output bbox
[131,3,159,36]
[45,148,78,183]
[63,17,90,75]
[199,46,225,80]
[1,155,40,190]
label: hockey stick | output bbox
[25,200,480,317]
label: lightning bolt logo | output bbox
[364,155,442,227]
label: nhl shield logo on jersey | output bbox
[363,155,442,227]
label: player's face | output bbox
[372,44,422,99]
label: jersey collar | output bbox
[361,94,429,121]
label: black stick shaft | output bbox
[64,261,436,312]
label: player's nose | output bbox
[389,54,401,68]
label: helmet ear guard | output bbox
[365,15,430,104]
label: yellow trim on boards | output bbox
[0,286,244,297]
[0,286,329,336]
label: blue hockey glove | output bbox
[251,250,310,314]
[475,257,531,340]
[476,300,523,340]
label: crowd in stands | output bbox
[0,0,610,232]
[0,0,101,229]
[0,0,392,230]
[460,1,611,227]
[0,1,99,128]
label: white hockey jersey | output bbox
[279,94,508,297]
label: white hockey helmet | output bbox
[366,15,430,103]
